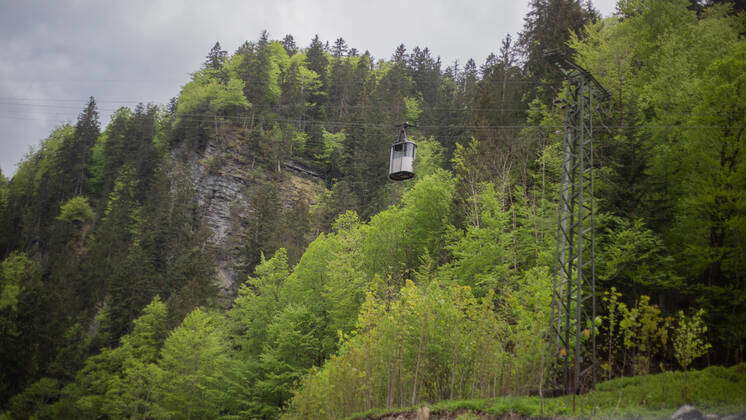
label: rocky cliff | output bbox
[183,124,326,296]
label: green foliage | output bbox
[411,137,445,180]
[497,266,553,394]
[669,41,746,281]
[403,96,422,121]
[7,378,62,419]
[265,41,292,103]
[317,129,346,168]
[57,96,100,197]
[599,219,681,294]
[0,252,36,311]
[176,65,250,117]
[205,41,227,69]
[87,132,107,195]
[446,181,553,296]
[451,138,488,227]
[151,308,232,419]
[347,364,746,420]
[601,287,623,379]
[617,295,672,375]
[674,309,712,370]
[4,297,169,419]
[56,196,94,225]
[286,280,506,419]
[5,125,72,249]
[573,0,746,360]
[361,170,455,279]
[446,182,512,292]
[602,290,670,376]
[71,299,168,418]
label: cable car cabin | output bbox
[389,140,416,181]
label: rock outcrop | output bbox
[183,130,325,296]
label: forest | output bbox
[0,0,745,418]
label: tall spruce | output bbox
[281,34,298,56]
[518,0,598,102]
[59,97,100,197]
[204,41,227,69]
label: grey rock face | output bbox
[185,137,324,297]
[188,142,250,294]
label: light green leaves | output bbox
[56,196,94,225]
[674,309,711,370]
[0,252,37,311]
[152,309,231,419]
[177,53,251,118]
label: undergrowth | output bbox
[347,364,746,419]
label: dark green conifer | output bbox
[282,34,298,56]
[204,41,227,69]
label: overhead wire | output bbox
[0,98,729,120]
[0,93,736,131]
[0,109,734,131]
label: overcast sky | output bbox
[0,0,617,176]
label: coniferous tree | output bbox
[58,97,100,197]
[238,32,275,107]
[279,62,307,122]
[350,51,374,107]
[304,35,330,162]
[331,37,348,58]
[100,108,131,200]
[518,0,598,102]
[459,58,478,117]
[204,41,227,69]
[0,170,9,254]
[281,34,298,56]
[328,39,355,119]
[306,35,328,78]
[407,47,440,109]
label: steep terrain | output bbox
[184,124,326,294]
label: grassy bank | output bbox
[348,364,746,419]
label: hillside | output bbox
[0,0,745,418]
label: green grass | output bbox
[347,364,746,419]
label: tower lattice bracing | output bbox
[545,50,609,396]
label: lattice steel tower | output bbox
[545,50,609,396]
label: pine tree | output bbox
[331,37,348,58]
[57,97,100,197]
[306,34,329,87]
[305,35,330,161]
[328,40,355,119]
[100,108,132,200]
[459,58,478,114]
[204,41,227,69]
[393,43,407,64]
[518,0,598,102]
[281,34,298,56]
